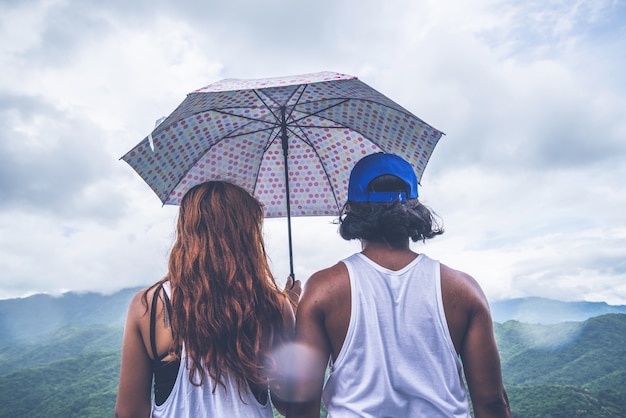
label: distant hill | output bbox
[2,290,626,345]
[490,297,626,324]
[0,287,141,344]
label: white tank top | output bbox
[151,283,274,418]
[322,253,470,418]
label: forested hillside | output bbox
[1,289,625,417]
[0,351,119,418]
[0,325,122,375]
[497,314,626,417]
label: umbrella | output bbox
[121,71,443,277]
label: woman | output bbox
[115,181,300,417]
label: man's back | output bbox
[290,245,510,418]
[321,252,470,417]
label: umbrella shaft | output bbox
[281,107,295,278]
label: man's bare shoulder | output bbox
[300,262,349,306]
[308,262,347,283]
[440,263,478,285]
[440,263,490,311]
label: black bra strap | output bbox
[150,283,175,362]
[149,284,163,361]
[163,285,173,323]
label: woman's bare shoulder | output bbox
[125,285,159,327]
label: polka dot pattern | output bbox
[121,71,443,218]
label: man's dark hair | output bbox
[339,175,444,248]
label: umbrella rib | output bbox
[250,83,310,126]
[220,122,276,139]
[204,109,282,147]
[289,96,430,130]
[250,126,281,197]
[252,89,287,124]
[285,123,343,214]
[277,94,365,215]
[288,98,378,140]
[250,84,309,128]
[290,98,349,123]
[260,126,281,153]
[283,84,309,121]
[212,108,276,125]
[248,85,305,185]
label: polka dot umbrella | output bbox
[121,71,444,277]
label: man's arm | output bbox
[286,270,335,418]
[459,277,512,418]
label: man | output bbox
[288,153,511,417]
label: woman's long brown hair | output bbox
[153,181,285,394]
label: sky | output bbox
[1,0,625,304]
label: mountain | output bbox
[0,286,625,417]
[0,287,141,344]
[490,297,626,324]
[1,314,625,417]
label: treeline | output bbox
[1,315,625,417]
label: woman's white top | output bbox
[151,282,274,418]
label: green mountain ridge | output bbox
[0,313,625,417]
[0,324,122,375]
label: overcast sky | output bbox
[1,0,625,305]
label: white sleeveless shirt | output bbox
[322,253,470,418]
[151,283,274,418]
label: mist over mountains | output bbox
[489,297,626,324]
[0,287,140,344]
[1,287,625,344]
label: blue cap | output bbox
[347,153,419,202]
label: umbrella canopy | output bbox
[121,71,444,276]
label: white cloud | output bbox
[0,0,625,305]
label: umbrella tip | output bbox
[155,116,166,128]
[147,134,154,152]
[147,117,166,152]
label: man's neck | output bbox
[360,240,418,271]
